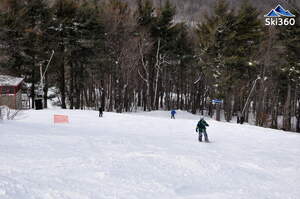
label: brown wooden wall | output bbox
[0,90,22,109]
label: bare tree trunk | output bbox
[271,93,279,129]
[146,81,151,111]
[208,101,213,118]
[75,71,80,109]
[108,74,113,111]
[191,84,197,114]
[100,87,106,110]
[283,83,292,131]
[43,74,48,108]
[83,88,89,108]
[224,92,232,122]
[153,68,160,110]
[138,49,151,111]
[69,62,74,109]
[153,39,167,110]
[296,98,300,132]
[59,48,66,109]
[216,103,221,121]
[256,81,265,126]
[31,68,35,109]
[160,90,164,109]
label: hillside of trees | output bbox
[0,0,299,132]
[122,0,300,21]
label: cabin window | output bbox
[1,87,7,94]
[10,87,14,94]
[1,87,14,94]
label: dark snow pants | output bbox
[198,130,208,142]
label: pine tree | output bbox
[136,0,155,27]
[196,0,236,121]
[231,1,263,124]
[0,0,26,73]
[67,1,104,109]
[0,0,51,108]
[47,0,74,108]
[196,0,263,122]
[278,11,300,131]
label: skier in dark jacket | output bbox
[196,117,209,142]
[240,116,245,124]
[171,110,176,119]
[99,107,103,117]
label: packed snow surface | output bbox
[0,109,300,199]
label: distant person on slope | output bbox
[240,116,245,124]
[171,110,176,119]
[237,111,242,124]
[237,111,245,124]
[99,107,103,117]
[196,117,209,142]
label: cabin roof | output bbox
[0,75,24,86]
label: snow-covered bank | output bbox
[0,109,300,199]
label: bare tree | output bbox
[153,38,169,109]
[137,32,153,111]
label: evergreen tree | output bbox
[196,0,263,122]
[0,0,27,74]
[136,0,155,27]
[0,0,51,108]
[278,11,300,131]
[229,1,263,123]
[67,1,104,109]
[196,0,236,121]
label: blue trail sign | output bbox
[212,99,223,103]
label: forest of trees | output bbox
[0,0,299,132]
[104,0,300,22]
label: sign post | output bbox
[212,99,223,121]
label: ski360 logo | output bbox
[264,5,296,26]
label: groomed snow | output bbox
[0,109,300,199]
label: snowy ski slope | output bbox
[0,109,299,199]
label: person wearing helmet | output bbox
[196,117,209,142]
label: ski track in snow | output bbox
[0,109,300,199]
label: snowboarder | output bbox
[196,117,209,142]
[171,110,176,119]
[99,107,103,117]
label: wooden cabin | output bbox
[0,75,24,109]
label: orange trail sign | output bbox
[53,115,69,124]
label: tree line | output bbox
[0,0,299,132]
